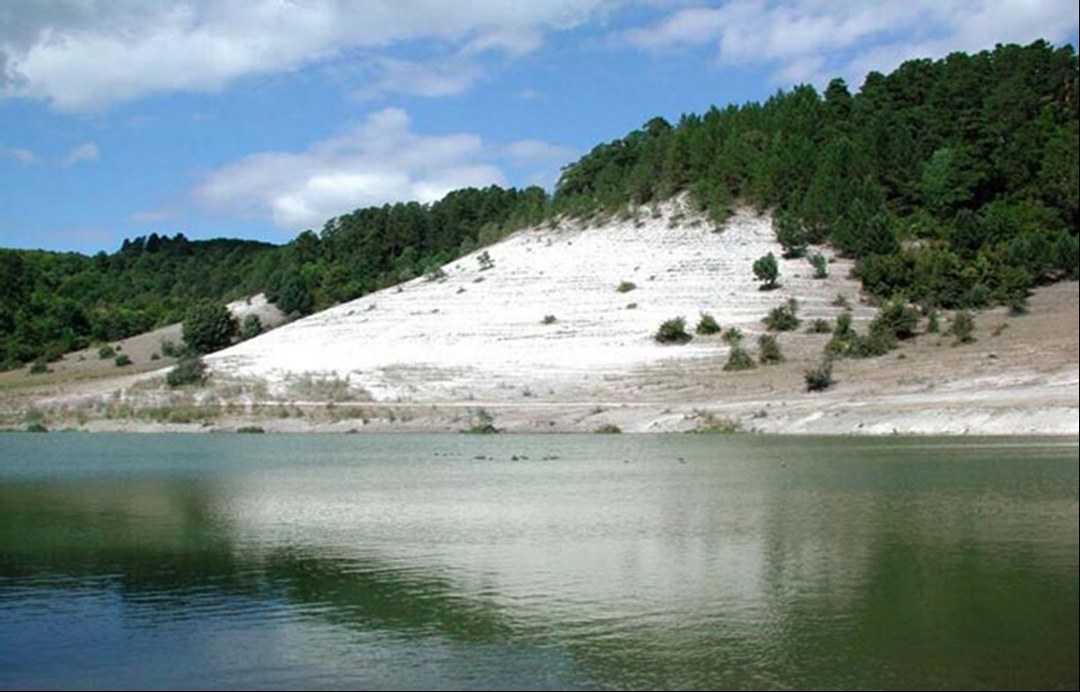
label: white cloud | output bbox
[503,139,577,167]
[130,209,174,224]
[196,108,572,231]
[1,145,39,165]
[1,0,611,111]
[352,57,487,100]
[63,142,100,167]
[617,0,1078,88]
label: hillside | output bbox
[5,202,1076,435]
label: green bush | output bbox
[594,424,623,434]
[114,354,132,367]
[757,334,784,365]
[166,355,207,388]
[465,408,499,434]
[807,318,833,334]
[949,311,976,344]
[721,327,743,345]
[655,317,692,344]
[616,281,637,293]
[541,315,558,325]
[695,312,721,335]
[870,300,920,341]
[161,340,183,358]
[809,253,829,279]
[182,301,238,355]
[834,312,854,338]
[753,252,780,290]
[926,309,941,334]
[724,346,756,371]
[805,359,835,392]
[774,212,808,259]
[826,328,895,359]
[98,345,116,359]
[29,360,49,375]
[763,299,800,332]
[241,314,263,340]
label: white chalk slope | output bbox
[210,202,869,402]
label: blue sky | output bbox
[2,1,1077,253]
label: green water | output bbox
[1,434,1076,690]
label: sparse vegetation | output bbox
[695,312,721,335]
[28,360,49,375]
[465,408,499,434]
[98,345,116,359]
[722,327,744,345]
[807,318,833,334]
[655,317,692,345]
[763,299,800,332]
[594,424,623,434]
[724,346,756,371]
[616,281,637,293]
[477,251,495,271]
[236,426,265,434]
[688,410,743,433]
[809,253,828,279]
[757,334,784,364]
[542,315,558,325]
[114,354,132,367]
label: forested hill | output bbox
[3,40,1077,371]
[552,39,1078,307]
[1,186,548,368]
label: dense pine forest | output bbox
[2,40,1077,370]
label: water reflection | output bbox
[0,434,1076,690]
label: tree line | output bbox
[3,40,1076,369]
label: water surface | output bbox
[1,434,1077,690]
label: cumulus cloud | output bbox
[1,0,609,111]
[63,142,100,167]
[617,0,1078,87]
[196,108,573,231]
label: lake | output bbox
[1,433,1076,690]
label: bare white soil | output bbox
[4,201,1077,435]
